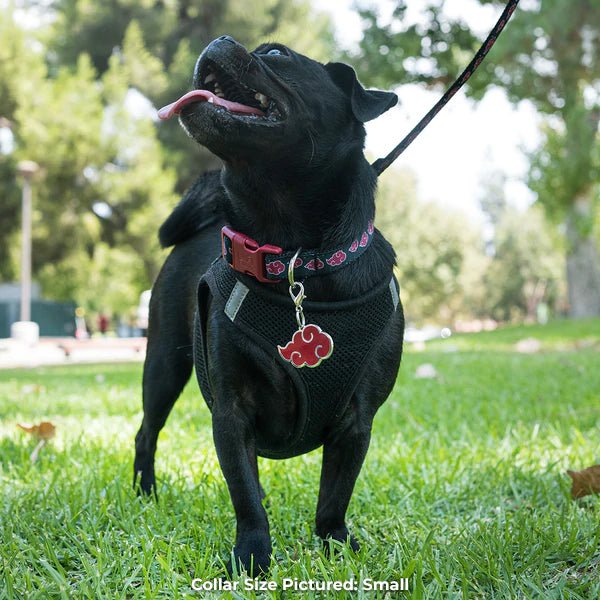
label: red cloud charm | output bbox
[277,324,334,368]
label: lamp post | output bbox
[11,160,40,345]
[17,161,38,321]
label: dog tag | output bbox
[277,251,334,369]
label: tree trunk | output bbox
[565,197,600,318]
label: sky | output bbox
[315,0,542,221]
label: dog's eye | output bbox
[266,48,283,56]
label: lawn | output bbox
[1,319,599,599]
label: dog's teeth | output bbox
[214,84,225,97]
[255,93,270,108]
[207,97,214,103]
[204,73,216,84]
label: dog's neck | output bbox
[221,152,376,251]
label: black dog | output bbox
[134,36,404,575]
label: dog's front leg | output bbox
[212,407,271,577]
[315,418,372,553]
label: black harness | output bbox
[194,258,400,459]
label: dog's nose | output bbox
[217,35,235,44]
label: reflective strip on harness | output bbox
[389,277,400,311]
[224,281,249,321]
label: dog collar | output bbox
[221,221,375,283]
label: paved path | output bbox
[0,337,146,369]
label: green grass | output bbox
[1,319,599,599]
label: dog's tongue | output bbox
[158,90,264,120]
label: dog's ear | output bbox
[324,62,398,122]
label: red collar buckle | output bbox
[221,226,283,283]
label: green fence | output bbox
[0,300,76,338]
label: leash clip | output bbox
[288,248,306,329]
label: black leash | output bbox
[372,0,520,176]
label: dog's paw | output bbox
[319,527,360,557]
[227,531,272,578]
[133,469,158,499]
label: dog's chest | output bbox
[195,259,400,459]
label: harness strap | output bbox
[372,0,520,175]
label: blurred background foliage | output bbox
[0,0,335,319]
[355,0,600,319]
[0,0,597,325]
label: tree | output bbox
[483,206,564,321]
[12,51,177,305]
[476,168,565,320]
[0,10,46,279]
[0,1,336,314]
[0,9,176,308]
[355,0,600,317]
[48,0,335,73]
[376,168,488,323]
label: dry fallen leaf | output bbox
[17,421,56,440]
[17,421,56,463]
[567,465,600,499]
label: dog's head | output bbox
[159,36,397,164]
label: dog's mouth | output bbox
[158,60,284,122]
